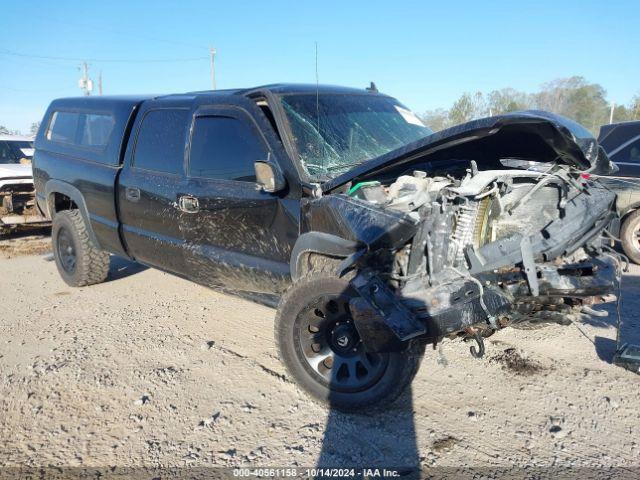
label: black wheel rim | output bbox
[294,293,389,393]
[57,227,77,273]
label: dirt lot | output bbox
[1,232,640,474]
[0,228,51,259]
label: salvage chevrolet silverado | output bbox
[33,85,621,411]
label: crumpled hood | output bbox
[323,110,616,193]
[0,163,33,179]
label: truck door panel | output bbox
[118,168,187,273]
[117,106,190,274]
[180,108,296,294]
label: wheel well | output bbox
[290,232,361,280]
[621,207,639,226]
[296,252,345,278]
[51,192,77,213]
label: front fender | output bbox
[290,232,361,281]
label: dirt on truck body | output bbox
[33,85,622,411]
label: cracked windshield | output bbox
[280,93,433,179]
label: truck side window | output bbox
[134,109,189,174]
[47,111,80,144]
[80,114,115,147]
[189,116,266,182]
[612,138,640,164]
[46,111,115,148]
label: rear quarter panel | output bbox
[32,150,126,255]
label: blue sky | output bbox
[1,0,638,133]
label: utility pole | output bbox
[98,70,103,95]
[209,46,217,90]
[78,61,93,96]
[609,102,615,124]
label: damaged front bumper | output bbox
[300,166,621,354]
[350,253,621,353]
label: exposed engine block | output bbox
[347,163,619,346]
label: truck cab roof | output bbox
[36,84,389,173]
[46,84,384,108]
[183,83,385,98]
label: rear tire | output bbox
[620,210,640,265]
[52,210,110,287]
[275,273,424,412]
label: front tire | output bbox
[52,210,110,287]
[275,273,423,412]
[621,210,640,265]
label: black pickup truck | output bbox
[34,85,621,411]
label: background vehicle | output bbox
[0,134,49,233]
[598,121,640,263]
[33,87,620,411]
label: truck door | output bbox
[117,106,190,274]
[179,106,297,294]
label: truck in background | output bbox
[0,134,50,233]
[597,121,640,263]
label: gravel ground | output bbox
[0,228,51,259]
[1,233,640,474]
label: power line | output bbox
[0,49,208,64]
[0,53,77,71]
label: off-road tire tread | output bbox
[275,271,423,412]
[53,210,110,287]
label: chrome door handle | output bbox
[178,195,199,213]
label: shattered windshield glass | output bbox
[280,93,432,179]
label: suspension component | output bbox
[464,330,486,359]
[451,201,478,266]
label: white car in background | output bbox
[0,134,50,233]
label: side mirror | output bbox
[255,159,286,193]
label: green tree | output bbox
[534,76,609,133]
[419,108,451,132]
[487,88,531,114]
[607,95,640,124]
[449,92,486,125]
[0,125,20,135]
[567,83,608,131]
[419,77,636,134]
[628,94,640,121]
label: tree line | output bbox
[419,76,640,135]
[0,122,40,136]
